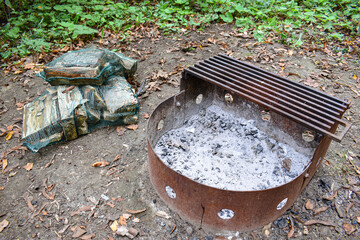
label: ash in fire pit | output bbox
[155,105,312,191]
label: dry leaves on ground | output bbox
[314,206,330,215]
[91,161,109,167]
[23,162,33,171]
[0,219,9,233]
[303,77,319,88]
[113,154,121,162]
[343,223,356,235]
[70,205,93,216]
[126,208,146,214]
[72,226,87,238]
[305,199,315,210]
[304,219,336,227]
[126,124,138,131]
[156,210,170,219]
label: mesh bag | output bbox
[37,48,137,85]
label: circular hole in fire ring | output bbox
[217,209,234,220]
[157,119,164,131]
[165,186,176,199]
[276,198,288,210]
[195,94,203,104]
[261,110,271,121]
[302,130,315,142]
[224,93,233,104]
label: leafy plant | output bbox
[1,0,360,62]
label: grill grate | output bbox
[184,54,351,142]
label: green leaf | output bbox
[220,12,233,23]
[329,32,343,40]
[292,33,304,47]
[4,0,13,9]
[253,29,265,42]
[72,25,97,39]
[5,26,20,39]
[53,5,68,12]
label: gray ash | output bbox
[154,105,311,191]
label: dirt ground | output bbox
[1,24,360,239]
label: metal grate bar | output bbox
[183,55,352,142]
[187,66,332,130]
[199,60,341,125]
[217,54,350,110]
[208,57,342,117]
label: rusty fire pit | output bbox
[147,54,351,232]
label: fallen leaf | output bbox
[207,38,216,44]
[126,124,138,131]
[288,72,301,78]
[126,208,146,214]
[15,101,26,110]
[282,158,291,172]
[113,155,121,162]
[58,224,69,234]
[23,162,33,171]
[343,223,356,235]
[0,128,6,137]
[5,131,14,141]
[303,77,319,88]
[116,225,130,237]
[305,199,315,210]
[123,213,132,219]
[155,210,170,219]
[80,234,95,240]
[2,159,8,173]
[72,227,87,238]
[304,219,336,227]
[288,225,295,238]
[70,206,93,216]
[0,219,9,232]
[143,113,150,119]
[106,202,115,208]
[128,227,139,237]
[30,203,46,219]
[24,63,35,70]
[42,188,55,200]
[132,218,140,223]
[116,126,126,136]
[118,216,127,226]
[110,220,119,232]
[47,183,55,192]
[42,210,47,216]
[91,161,109,167]
[288,49,294,56]
[346,203,354,218]
[314,206,329,215]
[8,171,17,177]
[323,190,338,201]
[24,194,35,212]
[0,187,4,190]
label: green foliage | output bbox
[1,0,360,61]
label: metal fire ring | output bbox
[147,55,351,232]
